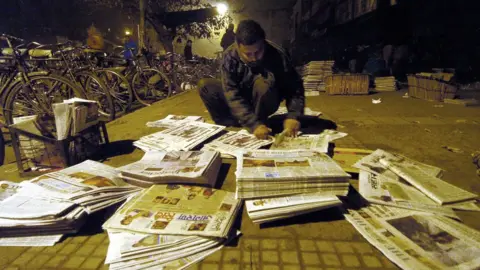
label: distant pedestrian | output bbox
[124,34,138,62]
[184,40,193,61]
[86,25,104,50]
[220,24,235,51]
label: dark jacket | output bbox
[184,45,193,61]
[220,30,235,51]
[221,41,305,131]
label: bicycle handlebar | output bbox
[1,34,24,42]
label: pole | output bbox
[139,0,145,49]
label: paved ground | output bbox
[1,89,479,270]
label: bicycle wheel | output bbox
[75,71,115,121]
[3,73,85,133]
[132,68,172,106]
[96,69,133,115]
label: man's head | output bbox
[187,40,192,46]
[235,20,266,66]
[227,23,234,32]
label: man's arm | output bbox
[220,58,263,132]
[284,57,305,119]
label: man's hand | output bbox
[253,124,272,140]
[283,118,301,137]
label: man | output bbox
[184,40,193,61]
[124,34,138,62]
[220,24,235,51]
[198,20,304,139]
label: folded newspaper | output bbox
[235,150,351,200]
[146,115,204,128]
[345,205,480,270]
[270,129,347,152]
[118,151,222,188]
[332,148,373,173]
[202,130,273,158]
[354,149,478,205]
[134,121,225,152]
[103,185,241,238]
[53,98,99,140]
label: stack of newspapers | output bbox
[202,130,273,158]
[134,121,225,152]
[146,115,204,128]
[53,98,100,140]
[374,76,396,91]
[235,150,351,223]
[270,129,348,153]
[118,151,223,188]
[345,204,480,270]
[102,185,242,269]
[0,161,139,246]
[355,149,479,217]
[300,61,335,95]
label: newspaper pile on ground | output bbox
[270,129,347,153]
[118,151,222,188]
[300,61,335,95]
[270,106,322,117]
[146,115,204,128]
[332,148,373,173]
[53,98,99,140]
[235,150,351,223]
[355,149,479,216]
[202,130,273,158]
[103,185,242,269]
[374,76,396,91]
[345,204,480,270]
[134,121,225,152]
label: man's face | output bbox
[238,40,265,66]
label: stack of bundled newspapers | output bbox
[355,149,479,218]
[134,121,225,152]
[270,129,348,153]
[0,161,139,246]
[202,130,273,158]
[300,61,335,95]
[53,98,99,140]
[345,204,480,270]
[103,185,242,269]
[374,76,396,91]
[235,150,351,223]
[118,151,222,188]
[146,115,204,128]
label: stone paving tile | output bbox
[301,252,321,266]
[10,251,36,267]
[299,240,317,252]
[223,263,241,270]
[262,264,281,270]
[243,238,260,249]
[199,263,220,270]
[43,255,68,269]
[280,251,300,264]
[58,243,80,256]
[341,254,361,267]
[242,250,260,264]
[321,254,341,267]
[203,249,223,263]
[223,250,241,264]
[315,241,335,253]
[69,235,90,244]
[74,244,97,257]
[333,241,354,253]
[279,238,297,250]
[362,255,383,268]
[25,254,51,269]
[62,256,87,269]
[80,257,104,269]
[351,242,374,254]
[261,250,279,264]
[260,239,278,249]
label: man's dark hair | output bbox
[235,20,265,45]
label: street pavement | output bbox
[1,89,479,270]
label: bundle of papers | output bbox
[103,185,241,238]
[354,149,478,206]
[118,151,222,188]
[53,98,99,140]
[245,193,343,224]
[202,130,273,158]
[235,150,351,200]
[300,61,335,94]
[374,76,396,91]
[270,129,347,152]
[105,230,240,270]
[270,106,322,117]
[134,121,225,152]
[146,115,204,128]
[345,205,480,270]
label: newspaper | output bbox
[0,181,20,202]
[103,185,241,238]
[345,205,480,270]
[270,106,322,117]
[235,150,351,181]
[134,121,225,152]
[20,160,137,201]
[332,148,373,173]
[0,234,63,246]
[246,193,340,213]
[236,186,349,200]
[146,115,204,128]
[379,158,478,205]
[0,193,77,219]
[53,103,72,140]
[202,130,273,158]
[53,98,99,139]
[11,115,48,161]
[359,171,459,219]
[270,130,347,152]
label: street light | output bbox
[125,30,131,36]
[216,3,228,16]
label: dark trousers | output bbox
[198,76,281,127]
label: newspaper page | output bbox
[53,103,72,140]
[202,130,273,158]
[345,205,480,270]
[270,106,322,117]
[332,148,373,173]
[235,150,351,181]
[21,160,135,200]
[0,193,77,219]
[135,122,225,152]
[64,98,99,135]
[358,171,459,219]
[146,115,204,128]
[236,186,349,200]
[103,185,240,238]
[0,234,63,246]
[0,181,20,202]
[270,130,347,152]
[118,151,218,180]
[379,158,478,205]
[245,193,340,213]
